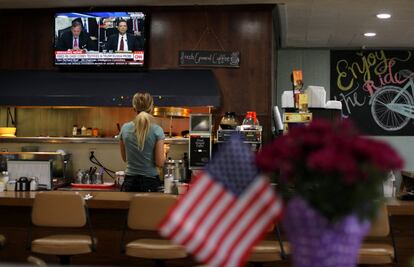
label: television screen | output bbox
[54,12,147,67]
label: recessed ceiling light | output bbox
[376,13,391,19]
[364,32,377,37]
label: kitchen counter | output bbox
[0,190,413,214]
[0,190,136,209]
[0,136,189,145]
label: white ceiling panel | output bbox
[0,0,413,48]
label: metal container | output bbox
[15,177,31,191]
[163,159,187,182]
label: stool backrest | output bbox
[32,191,86,227]
[367,203,389,237]
[128,193,177,231]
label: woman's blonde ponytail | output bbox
[132,92,154,150]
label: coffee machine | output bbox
[188,114,212,170]
[217,111,262,152]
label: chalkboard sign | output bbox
[179,51,240,68]
[331,50,414,135]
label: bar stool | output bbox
[248,224,290,267]
[27,191,96,265]
[121,193,187,267]
[358,203,397,265]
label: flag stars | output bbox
[207,134,258,196]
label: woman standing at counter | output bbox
[119,92,167,192]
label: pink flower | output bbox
[256,118,404,222]
[256,119,404,188]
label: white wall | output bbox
[276,49,414,172]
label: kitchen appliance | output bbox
[0,151,72,189]
[153,107,190,138]
[219,112,238,130]
[217,125,262,152]
[8,160,52,190]
[217,111,262,152]
[0,151,71,177]
[189,114,212,169]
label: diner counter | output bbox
[0,191,413,214]
[0,136,189,145]
[0,191,136,209]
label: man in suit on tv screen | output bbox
[56,20,95,51]
[105,19,143,52]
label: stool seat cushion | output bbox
[125,238,187,259]
[248,240,290,262]
[358,243,394,264]
[32,234,94,255]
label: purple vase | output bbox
[282,197,371,267]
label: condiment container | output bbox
[81,126,87,136]
[72,125,78,136]
[164,174,173,194]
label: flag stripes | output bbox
[159,172,282,267]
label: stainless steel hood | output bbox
[0,69,221,107]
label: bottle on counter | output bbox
[30,177,38,191]
[171,180,179,195]
[86,127,93,136]
[72,125,78,136]
[81,125,87,136]
[182,153,192,183]
[0,171,8,192]
[92,127,99,137]
[76,169,83,184]
[0,171,9,184]
[115,171,125,187]
[164,173,174,194]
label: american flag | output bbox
[159,134,283,267]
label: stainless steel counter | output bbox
[0,137,189,145]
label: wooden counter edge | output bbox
[1,192,414,215]
[0,191,135,209]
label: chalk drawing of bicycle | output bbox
[370,72,414,131]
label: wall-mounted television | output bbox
[54,12,147,67]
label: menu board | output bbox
[331,50,414,135]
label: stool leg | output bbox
[58,255,71,265]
